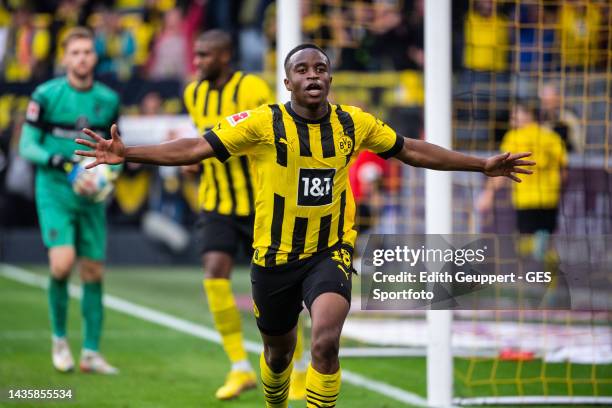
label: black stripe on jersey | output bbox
[288,217,308,263]
[202,86,212,117]
[210,163,221,212]
[270,105,288,167]
[239,156,254,212]
[265,194,285,266]
[378,133,404,159]
[338,190,346,240]
[317,214,332,251]
[223,162,237,215]
[232,73,245,104]
[295,121,312,157]
[216,81,227,116]
[192,80,204,107]
[320,122,335,158]
[336,105,356,165]
[204,130,231,162]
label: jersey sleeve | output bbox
[19,86,51,165]
[240,75,273,109]
[203,108,266,162]
[357,111,404,159]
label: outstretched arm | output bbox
[75,124,214,168]
[395,138,534,182]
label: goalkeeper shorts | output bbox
[250,243,354,336]
[36,192,107,261]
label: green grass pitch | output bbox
[1,265,608,407]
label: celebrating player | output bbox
[182,29,307,400]
[76,44,534,407]
[19,27,120,374]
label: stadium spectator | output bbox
[146,3,204,80]
[367,1,412,70]
[559,0,604,69]
[349,150,388,233]
[539,82,584,153]
[93,8,136,80]
[3,6,51,81]
[462,0,509,73]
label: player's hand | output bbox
[483,152,535,182]
[181,163,201,176]
[75,124,125,169]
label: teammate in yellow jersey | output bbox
[182,29,306,400]
[76,44,534,408]
[478,101,567,262]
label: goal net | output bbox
[300,0,612,405]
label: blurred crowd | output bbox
[1,0,610,236]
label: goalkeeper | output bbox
[19,27,120,374]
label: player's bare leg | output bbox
[78,259,117,375]
[203,251,256,399]
[49,246,76,372]
[289,315,308,400]
[259,326,298,408]
[306,292,350,407]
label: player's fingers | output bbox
[75,149,96,157]
[508,152,532,161]
[110,124,120,140]
[513,160,536,166]
[75,138,97,149]
[506,173,522,183]
[84,160,100,169]
[513,167,533,175]
[82,128,104,142]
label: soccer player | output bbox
[76,44,534,407]
[478,101,567,261]
[19,27,120,374]
[183,29,307,400]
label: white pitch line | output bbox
[0,264,429,408]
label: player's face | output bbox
[193,40,228,81]
[63,38,97,78]
[284,49,331,107]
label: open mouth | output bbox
[305,83,323,96]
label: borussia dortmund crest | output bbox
[338,135,353,155]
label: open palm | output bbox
[484,152,535,182]
[75,124,125,168]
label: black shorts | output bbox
[251,244,354,336]
[195,211,254,257]
[516,208,558,234]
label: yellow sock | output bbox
[306,363,341,407]
[203,279,247,364]
[260,352,292,408]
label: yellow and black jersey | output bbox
[204,102,404,267]
[183,71,272,216]
[500,123,567,210]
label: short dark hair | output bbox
[61,27,94,49]
[197,29,233,53]
[284,43,330,73]
[514,99,539,119]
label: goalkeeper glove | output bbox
[48,154,76,173]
